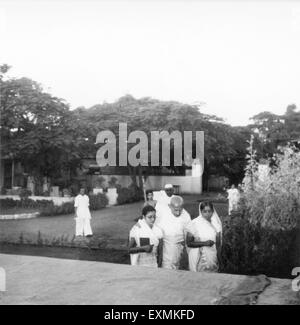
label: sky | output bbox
[1,0,300,126]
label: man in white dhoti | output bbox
[227,184,241,215]
[155,196,191,270]
[74,188,93,237]
[185,202,222,273]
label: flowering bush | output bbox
[220,144,300,277]
[242,146,300,230]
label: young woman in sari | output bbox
[128,205,163,268]
[185,202,222,272]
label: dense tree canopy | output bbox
[2,65,298,191]
[249,105,300,158]
[0,65,91,189]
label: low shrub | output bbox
[117,184,143,205]
[19,188,32,199]
[117,187,133,205]
[0,198,17,209]
[39,201,75,217]
[219,205,297,278]
[88,193,108,210]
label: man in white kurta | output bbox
[155,196,191,270]
[74,188,93,237]
[155,184,176,224]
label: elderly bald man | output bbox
[155,196,191,270]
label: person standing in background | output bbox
[74,188,93,237]
[226,184,241,215]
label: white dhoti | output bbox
[74,194,93,236]
[162,240,184,270]
[155,207,191,270]
[75,217,93,236]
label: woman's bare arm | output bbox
[186,232,214,248]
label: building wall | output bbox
[91,174,202,194]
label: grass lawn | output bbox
[0,194,229,249]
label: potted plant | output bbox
[62,188,71,197]
[93,176,106,194]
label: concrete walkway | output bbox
[0,254,299,305]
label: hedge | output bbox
[1,193,108,217]
[0,198,52,209]
[219,207,297,278]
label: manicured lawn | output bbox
[0,203,141,248]
[0,194,229,249]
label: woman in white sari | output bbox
[185,202,222,272]
[128,205,163,268]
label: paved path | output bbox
[0,254,298,305]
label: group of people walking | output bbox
[73,183,240,273]
[128,184,223,273]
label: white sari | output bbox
[185,205,222,272]
[129,218,163,268]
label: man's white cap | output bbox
[164,184,173,189]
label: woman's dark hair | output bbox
[146,189,153,195]
[199,201,214,212]
[142,205,156,217]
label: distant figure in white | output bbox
[159,183,175,205]
[156,195,191,270]
[154,183,175,223]
[226,184,241,215]
[74,188,93,237]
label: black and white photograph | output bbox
[0,0,300,307]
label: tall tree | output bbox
[0,65,89,191]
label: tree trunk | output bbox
[129,166,137,186]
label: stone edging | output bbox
[0,212,40,220]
